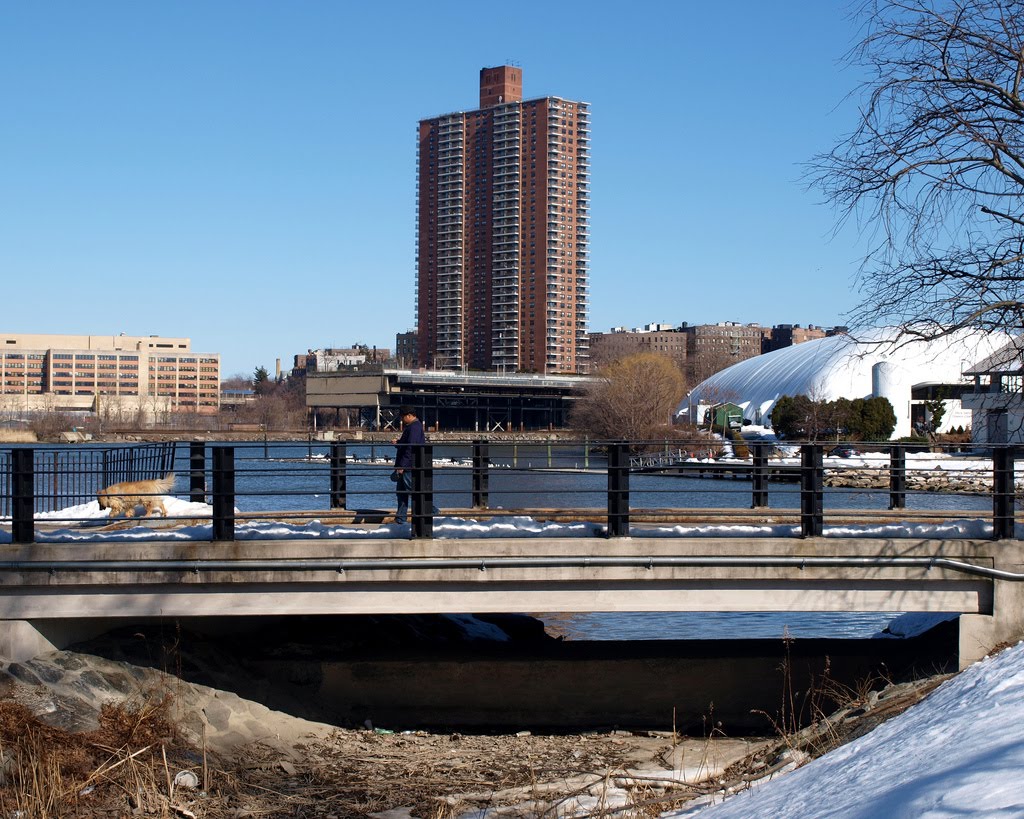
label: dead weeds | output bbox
[0,668,953,818]
[0,690,673,818]
[0,693,219,818]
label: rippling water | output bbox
[538,610,903,640]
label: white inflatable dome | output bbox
[675,328,1009,438]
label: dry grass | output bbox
[0,692,217,818]
[0,690,677,818]
[0,655,951,819]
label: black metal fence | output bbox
[0,439,1017,543]
[0,442,177,521]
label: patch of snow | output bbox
[876,612,959,639]
[670,641,1024,818]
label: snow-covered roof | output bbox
[676,327,1010,425]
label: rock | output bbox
[0,651,337,757]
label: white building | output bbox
[676,328,1010,439]
[961,337,1024,444]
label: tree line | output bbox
[770,395,896,442]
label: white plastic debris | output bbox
[173,770,200,789]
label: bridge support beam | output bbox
[960,572,1024,669]
[3,538,1024,669]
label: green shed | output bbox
[705,402,744,431]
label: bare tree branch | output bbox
[811,0,1024,340]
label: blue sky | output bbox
[2,1,869,377]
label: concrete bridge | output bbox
[2,534,1023,669]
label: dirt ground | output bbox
[0,646,763,818]
[0,687,758,818]
[224,728,743,818]
[0,660,948,819]
[0,613,955,818]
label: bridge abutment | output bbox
[959,539,1024,668]
[0,618,121,663]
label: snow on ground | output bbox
[671,640,1024,818]
[0,493,1010,543]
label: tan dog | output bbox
[97,473,175,519]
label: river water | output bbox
[153,441,987,642]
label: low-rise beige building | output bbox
[0,333,220,418]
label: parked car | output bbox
[828,444,861,458]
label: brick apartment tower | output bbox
[416,66,591,373]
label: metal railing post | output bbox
[212,446,235,542]
[472,440,489,509]
[412,444,434,539]
[330,442,347,509]
[993,446,1015,541]
[751,443,768,508]
[889,446,906,510]
[800,444,823,538]
[607,442,630,538]
[189,442,206,504]
[12,448,34,545]
[101,448,112,491]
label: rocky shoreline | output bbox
[824,465,1011,494]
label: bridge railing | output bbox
[0,439,1016,543]
[0,441,177,521]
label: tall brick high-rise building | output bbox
[416,66,591,374]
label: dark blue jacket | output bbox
[394,418,426,468]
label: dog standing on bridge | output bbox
[97,473,175,519]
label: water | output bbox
[174,441,994,517]
[539,610,904,640]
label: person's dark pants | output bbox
[395,471,412,524]
[395,471,439,524]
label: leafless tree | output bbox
[221,373,253,391]
[812,0,1024,340]
[570,353,686,445]
[230,375,307,431]
[686,348,745,386]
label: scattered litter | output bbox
[173,770,200,789]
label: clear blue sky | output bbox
[1,1,869,378]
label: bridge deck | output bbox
[0,535,1000,620]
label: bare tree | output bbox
[221,373,253,391]
[570,353,686,444]
[812,0,1024,339]
[686,347,744,386]
[230,374,307,431]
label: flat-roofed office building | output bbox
[0,333,221,416]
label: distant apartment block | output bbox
[762,324,842,353]
[589,323,688,369]
[416,66,591,374]
[395,331,418,368]
[0,333,220,415]
[589,322,842,383]
[682,322,767,382]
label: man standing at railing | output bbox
[392,406,438,524]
